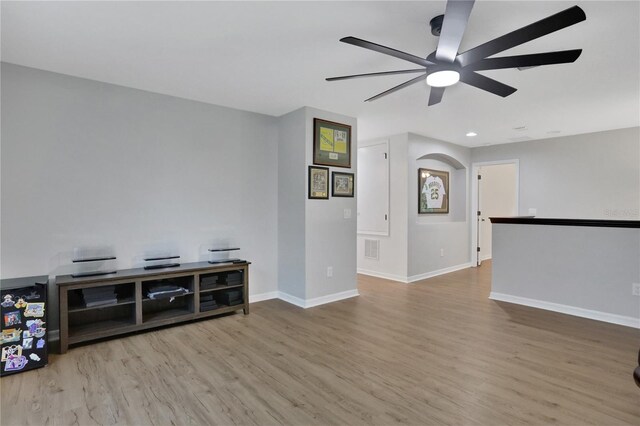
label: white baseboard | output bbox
[358,263,473,284]
[304,289,359,308]
[278,289,359,309]
[277,291,307,308]
[407,262,473,283]
[357,268,409,283]
[480,254,492,261]
[249,291,279,303]
[489,292,640,329]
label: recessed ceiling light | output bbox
[513,125,527,131]
[466,132,478,137]
[547,130,562,134]
[426,70,460,87]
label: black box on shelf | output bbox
[218,290,243,306]
[200,275,219,290]
[200,298,219,311]
[200,294,215,303]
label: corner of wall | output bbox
[277,108,307,300]
[303,107,358,301]
[406,133,472,277]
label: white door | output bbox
[477,164,518,263]
[357,142,389,235]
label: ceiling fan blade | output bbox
[457,5,586,67]
[436,0,475,63]
[428,87,446,106]
[364,73,427,102]
[467,49,582,71]
[460,71,517,97]
[326,69,427,82]
[340,36,433,67]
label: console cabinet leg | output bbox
[243,266,249,315]
[135,281,143,325]
[59,288,69,354]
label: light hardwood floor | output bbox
[2,263,639,425]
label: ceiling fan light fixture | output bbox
[426,70,460,87]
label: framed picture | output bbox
[308,166,329,199]
[332,172,354,197]
[313,118,352,168]
[418,168,449,214]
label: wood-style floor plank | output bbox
[1,262,639,425]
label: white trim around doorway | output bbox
[470,159,520,267]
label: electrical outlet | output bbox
[440,248,444,257]
[632,283,640,296]
[327,266,333,278]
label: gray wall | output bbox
[471,128,640,220]
[407,133,471,278]
[303,107,358,300]
[1,63,279,329]
[357,134,409,281]
[356,132,473,282]
[277,108,306,299]
[492,223,640,326]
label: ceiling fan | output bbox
[326,1,586,106]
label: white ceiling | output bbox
[2,1,639,147]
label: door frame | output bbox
[470,159,520,267]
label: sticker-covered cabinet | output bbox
[0,276,48,376]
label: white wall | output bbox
[471,128,640,220]
[357,134,409,281]
[1,63,279,327]
[475,128,640,328]
[359,127,638,285]
[356,132,473,282]
[478,163,518,260]
[491,223,640,328]
[407,133,471,279]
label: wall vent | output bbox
[364,239,380,260]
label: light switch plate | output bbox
[344,208,352,219]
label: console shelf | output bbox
[57,261,250,353]
[199,283,244,293]
[68,297,136,313]
[142,292,194,302]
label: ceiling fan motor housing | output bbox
[430,14,444,36]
